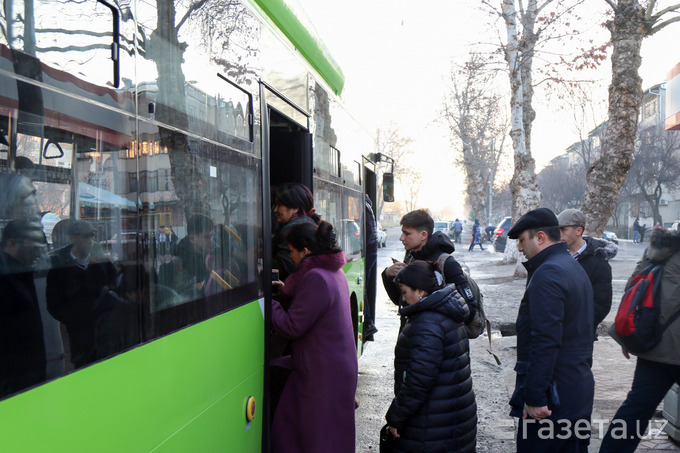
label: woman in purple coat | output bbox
[271,220,358,453]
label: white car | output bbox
[376,222,387,248]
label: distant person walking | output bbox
[453,219,463,244]
[640,224,648,243]
[485,224,495,242]
[633,217,640,244]
[468,219,484,251]
[386,260,477,452]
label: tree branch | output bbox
[176,0,210,33]
[649,3,680,23]
[603,0,617,11]
[649,15,680,35]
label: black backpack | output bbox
[437,253,488,339]
[614,261,680,354]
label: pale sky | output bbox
[294,0,680,217]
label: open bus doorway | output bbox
[265,106,313,445]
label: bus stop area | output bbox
[355,227,680,452]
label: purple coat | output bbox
[272,251,358,453]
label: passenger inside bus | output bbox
[271,183,320,282]
[161,214,214,296]
[46,219,118,370]
[0,220,47,399]
[94,264,147,361]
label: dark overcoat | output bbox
[0,250,46,398]
[510,242,594,420]
[577,236,617,332]
[271,251,357,453]
[386,285,477,453]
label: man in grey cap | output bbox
[557,208,617,339]
[47,219,117,369]
[507,208,595,452]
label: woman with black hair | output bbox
[386,260,477,452]
[271,183,320,281]
[271,221,358,453]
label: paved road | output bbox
[355,227,680,452]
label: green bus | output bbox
[0,0,385,450]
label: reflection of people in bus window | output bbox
[171,214,214,293]
[272,183,320,282]
[94,264,147,360]
[0,220,47,398]
[46,220,117,369]
[15,156,36,181]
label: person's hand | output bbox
[389,426,400,438]
[621,347,630,359]
[385,261,405,278]
[523,404,551,420]
[272,280,284,295]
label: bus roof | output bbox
[250,0,345,96]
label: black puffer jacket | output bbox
[386,285,477,453]
[577,237,618,333]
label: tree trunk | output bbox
[501,0,541,272]
[581,0,645,236]
[150,0,211,221]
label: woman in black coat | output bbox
[386,261,477,453]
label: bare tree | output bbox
[582,0,680,235]
[400,168,423,213]
[629,127,680,225]
[374,123,414,220]
[537,157,586,212]
[443,54,508,227]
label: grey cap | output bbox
[557,209,586,228]
[68,219,96,236]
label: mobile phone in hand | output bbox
[272,269,280,281]
[391,257,399,263]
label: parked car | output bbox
[376,222,387,248]
[602,231,619,244]
[433,220,453,239]
[492,216,512,253]
[342,219,361,255]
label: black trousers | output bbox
[600,357,680,453]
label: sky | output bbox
[293,0,680,218]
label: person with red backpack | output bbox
[601,229,680,452]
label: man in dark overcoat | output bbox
[0,220,46,398]
[508,208,595,452]
[558,208,617,339]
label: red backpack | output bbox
[614,262,680,354]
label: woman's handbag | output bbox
[379,424,395,453]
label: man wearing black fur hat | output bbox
[382,209,475,328]
[507,208,594,452]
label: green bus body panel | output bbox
[0,301,264,452]
[250,0,345,95]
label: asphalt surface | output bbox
[355,227,680,452]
